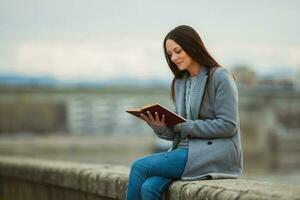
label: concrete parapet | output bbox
[0,156,299,200]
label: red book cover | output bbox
[126,103,186,127]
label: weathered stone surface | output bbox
[79,168,97,192]
[216,189,241,200]
[115,174,128,200]
[168,181,191,199]
[1,155,300,200]
[180,182,207,200]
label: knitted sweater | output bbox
[151,74,198,148]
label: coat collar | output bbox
[175,66,208,120]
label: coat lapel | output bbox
[175,66,208,120]
[190,66,208,120]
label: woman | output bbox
[125,25,243,200]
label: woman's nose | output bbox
[171,54,179,62]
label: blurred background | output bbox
[0,0,299,185]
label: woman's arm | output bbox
[174,68,238,139]
[151,125,176,141]
[150,105,178,141]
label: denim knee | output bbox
[130,158,147,175]
[140,179,161,200]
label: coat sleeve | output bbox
[150,104,178,141]
[174,68,238,138]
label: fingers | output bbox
[146,111,155,121]
[140,113,150,124]
[154,112,160,121]
[161,114,165,123]
[141,111,165,127]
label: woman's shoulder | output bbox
[211,67,237,92]
[213,67,234,83]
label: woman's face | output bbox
[165,39,194,71]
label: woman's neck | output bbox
[187,62,201,77]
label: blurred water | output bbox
[0,87,300,174]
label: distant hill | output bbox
[0,74,58,87]
[0,73,170,88]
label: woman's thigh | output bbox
[132,147,188,179]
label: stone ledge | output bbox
[0,156,299,200]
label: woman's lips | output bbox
[176,61,183,65]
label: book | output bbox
[126,103,186,127]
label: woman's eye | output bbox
[175,50,182,54]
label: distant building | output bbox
[231,65,257,88]
[294,68,300,91]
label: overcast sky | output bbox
[0,0,299,81]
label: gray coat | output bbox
[152,66,243,180]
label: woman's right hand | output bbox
[139,111,167,128]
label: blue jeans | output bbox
[125,147,188,200]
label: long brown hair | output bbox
[163,25,221,102]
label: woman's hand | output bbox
[139,111,166,128]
